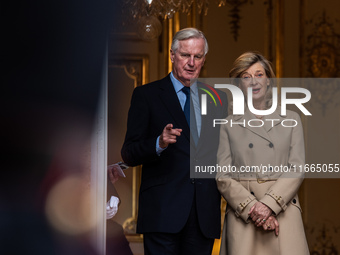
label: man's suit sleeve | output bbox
[121,86,160,167]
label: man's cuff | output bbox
[156,136,167,156]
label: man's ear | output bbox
[170,49,174,63]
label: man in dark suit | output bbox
[121,28,228,255]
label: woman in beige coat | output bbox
[216,52,309,255]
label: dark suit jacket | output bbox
[121,74,228,239]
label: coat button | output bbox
[249,143,253,148]
[293,199,296,204]
[191,178,195,184]
[269,143,274,148]
[251,191,255,196]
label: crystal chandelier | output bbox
[121,0,250,41]
[123,0,228,20]
[121,0,226,40]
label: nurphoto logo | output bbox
[200,84,312,128]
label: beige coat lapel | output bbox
[263,107,287,133]
[233,108,271,142]
[233,108,287,142]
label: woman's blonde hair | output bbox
[229,51,276,110]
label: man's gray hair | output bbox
[171,28,209,56]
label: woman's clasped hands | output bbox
[248,202,279,236]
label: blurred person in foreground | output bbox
[2,0,115,253]
[216,52,309,255]
[106,164,133,255]
[121,28,228,254]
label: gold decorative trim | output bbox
[264,0,274,63]
[299,0,305,78]
[298,0,308,227]
[108,55,149,88]
[307,221,340,255]
[164,14,180,74]
[225,0,252,41]
[126,234,144,243]
[304,12,340,114]
[162,18,169,76]
[168,19,173,74]
[189,0,197,28]
[306,79,340,115]
[306,11,340,78]
[108,55,149,240]
[174,12,180,32]
[275,0,284,78]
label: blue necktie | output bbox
[182,86,199,145]
[182,87,190,126]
